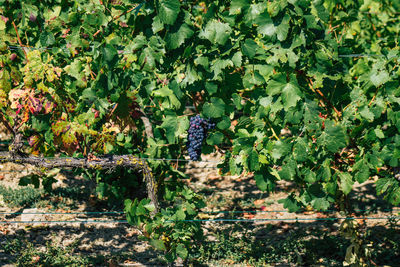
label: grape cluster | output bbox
[187,115,215,161]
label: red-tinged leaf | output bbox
[61,130,77,145]
[52,121,69,136]
[28,135,40,147]
[1,15,9,23]
[119,21,128,27]
[27,95,42,114]
[43,100,54,114]
[318,112,327,119]
[62,28,71,38]
[15,104,23,115]
[21,111,30,124]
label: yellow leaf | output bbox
[8,89,28,109]
[0,19,5,31]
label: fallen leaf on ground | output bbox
[316,212,328,218]
[254,199,264,206]
[243,212,255,219]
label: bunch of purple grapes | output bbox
[187,115,216,160]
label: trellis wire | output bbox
[6,45,396,59]
[169,216,400,223]
[0,216,399,224]
[201,208,400,214]
[0,220,128,224]
[140,157,220,163]
[0,211,124,215]
[338,54,385,58]
[0,166,220,172]
[1,207,398,215]
[8,45,55,52]
[0,152,221,164]
[0,169,28,172]
[169,217,400,223]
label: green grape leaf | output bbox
[311,197,330,211]
[245,3,267,26]
[255,173,269,191]
[232,52,243,67]
[203,97,226,118]
[266,74,302,110]
[376,178,394,196]
[175,207,186,220]
[276,14,290,41]
[230,0,250,15]
[166,23,194,49]
[199,19,232,45]
[293,138,308,162]
[152,16,164,33]
[206,132,224,145]
[39,31,55,46]
[217,117,231,130]
[205,82,218,94]
[242,39,258,59]
[161,116,188,143]
[211,59,233,80]
[103,44,118,65]
[158,0,181,25]
[304,169,317,183]
[248,149,260,171]
[318,120,348,153]
[370,70,389,87]
[150,239,166,251]
[359,106,375,121]
[281,75,302,110]
[339,172,354,195]
[0,70,11,93]
[176,244,188,259]
[278,194,301,212]
[271,140,291,160]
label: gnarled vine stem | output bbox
[0,152,159,213]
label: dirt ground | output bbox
[0,153,399,266]
[0,161,160,266]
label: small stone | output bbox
[21,208,45,224]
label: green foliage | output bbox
[190,227,349,266]
[19,169,59,192]
[2,238,90,266]
[0,183,92,210]
[0,185,42,208]
[125,185,205,261]
[1,0,400,262]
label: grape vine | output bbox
[0,0,399,263]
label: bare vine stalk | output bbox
[0,152,159,213]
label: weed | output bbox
[1,238,89,266]
[0,184,89,210]
[0,237,162,266]
[189,226,347,266]
[0,185,43,208]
